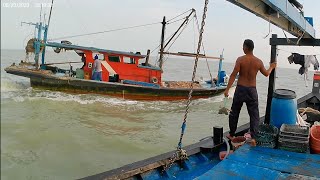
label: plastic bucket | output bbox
[270,89,297,129]
[218,71,226,84]
[310,126,320,154]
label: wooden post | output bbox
[265,34,277,124]
[159,16,166,70]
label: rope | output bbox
[194,12,214,85]
[263,16,271,39]
[48,22,161,41]
[299,107,320,115]
[177,0,209,150]
[167,17,187,25]
[162,16,192,65]
[167,9,193,23]
[49,10,193,41]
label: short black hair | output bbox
[243,39,254,51]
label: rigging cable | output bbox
[167,17,187,25]
[167,9,193,23]
[162,16,193,65]
[194,12,214,84]
[48,21,162,41]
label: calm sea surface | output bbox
[1,49,311,179]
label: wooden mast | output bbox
[158,16,166,70]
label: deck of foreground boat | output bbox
[198,144,320,179]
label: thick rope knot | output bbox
[178,149,188,160]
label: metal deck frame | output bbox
[264,34,320,124]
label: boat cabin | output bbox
[46,42,162,86]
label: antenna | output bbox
[39,4,42,23]
[44,14,46,25]
[47,0,54,27]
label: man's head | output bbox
[243,39,254,54]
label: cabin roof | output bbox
[45,42,147,58]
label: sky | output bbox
[1,0,320,67]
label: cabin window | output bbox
[92,53,104,60]
[108,56,120,62]
[123,56,135,64]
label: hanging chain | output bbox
[162,0,209,173]
[178,0,209,150]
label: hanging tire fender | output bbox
[151,77,158,84]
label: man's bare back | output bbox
[224,40,276,97]
[237,54,265,87]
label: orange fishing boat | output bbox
[5,9,230,101]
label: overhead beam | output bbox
[270,38,320,46]
[226,0,315,38]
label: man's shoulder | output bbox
[237,55,246,61]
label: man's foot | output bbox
[226,134,234,140]
[244,132,251,139]
[250,139,257,146]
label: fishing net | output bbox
[256,124,279,148]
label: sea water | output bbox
[1,49,311,179]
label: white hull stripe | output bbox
[101,61,117,75]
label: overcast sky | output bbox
[1,0,319,67]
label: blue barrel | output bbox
[270,89,297,128]
[218,71,226,84]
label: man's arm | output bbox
[260,60,277,77]
[92,61,97,72]
[224,58,240,97]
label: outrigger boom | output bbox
[162,52,223,60]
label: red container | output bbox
[310,126,320,154]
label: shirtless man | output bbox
[224,39,277,139]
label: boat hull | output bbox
[5,66,226,101]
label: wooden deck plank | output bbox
[225,144,320,178]
[197,158,318,180]
[197,144,320,179]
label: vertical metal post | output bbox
[41,25,48,69]
[213,126,223,145]
[265,34,277,124]
[145,49,150,66]
[217,54,223,86]
[34,22,42,69]
[159,16,166,70]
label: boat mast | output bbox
[159,16,166,70]
[41,0,54,69]
[158,9,196,70]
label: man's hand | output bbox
[224,89,229,97]
[270,62,277,69]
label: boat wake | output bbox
[1,76,229,112]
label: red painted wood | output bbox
[83,51,161,84]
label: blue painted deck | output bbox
[197,144,320,180]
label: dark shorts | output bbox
[229,85,259,138]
